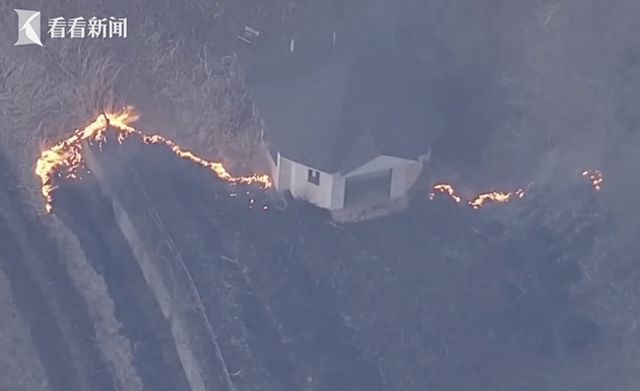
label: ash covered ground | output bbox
[36,133,609,391]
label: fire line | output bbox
[429,184,525,209]
[428,169,604,210]
[581,169,603,191]
[35,107,271,213]
[34,107,604,214]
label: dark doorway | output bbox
[344,169,392,208]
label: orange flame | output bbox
[35,107,271,213]
[428,183,462,203]
[430,169,604,210]
[429,184,525,210]
[581,169,603,191]
[468,188,525,209]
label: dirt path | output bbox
[0,267,50,391]
[0,154,115,391]
[55,175,193,391]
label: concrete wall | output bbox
[330,176,346,210]
[403,158,424,192]
[391,159,423,198]
[275,153,424,211]
[260,140,279,187]
[279,156,335,209]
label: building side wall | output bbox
[275,153,425,212]
[282,156,334,209]
[274,151,281,188]
[404,159,424,192]
[390,166,406,198]
[260,141,279,188]
[270,146,279,187]
[389,159,424,198]
[330,176,346,210]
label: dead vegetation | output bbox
[0,0,269,207]
[1,0,640,389]
[0,40,123,210]
[0,31,143,389]
[142,29,263,173]
[0,2,290,389]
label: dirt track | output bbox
[0,151,114,391]
[55,174,192,391]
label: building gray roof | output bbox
[247,27,441,174]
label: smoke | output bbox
[367,1,640,389]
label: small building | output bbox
[265,129,429,213]
[246,26,439,217]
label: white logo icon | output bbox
[14,9,43,46]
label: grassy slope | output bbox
[1,1,640,390]
[54,134,611,390]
